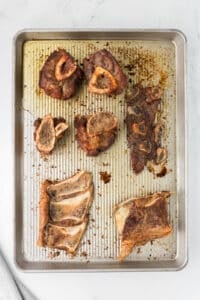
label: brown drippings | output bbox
[48,251,60,259]
[99,171,111,184]
[81,251,87,257]
[147,161,168,178]
[156,166,167,177]
[124,49,170,88]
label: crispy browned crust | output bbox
[37,171,94,254]
[39,49,83,100]
[74,112,118,156]
[83,49,127,95]
[44,221,88,254]
[115,192,172,261]
[126,85,167,175]
[37,180,52,247]
[34,114,68,157]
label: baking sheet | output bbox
[14,31,187,271]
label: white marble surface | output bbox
[0,0,199,299]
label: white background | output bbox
[0,0,199,299]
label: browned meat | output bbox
[34,114,68,156]
[37,170,94,254]
[39,49,83,100]
[83,49,127,95]
[115,192,172,261]
[126,85,167,174]
[74,112,118,156]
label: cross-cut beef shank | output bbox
[39,49,83,100]
[83,49,127,95]
[34,114,68,156]
[74,112,118,156]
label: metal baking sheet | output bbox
[14,30,187,271]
